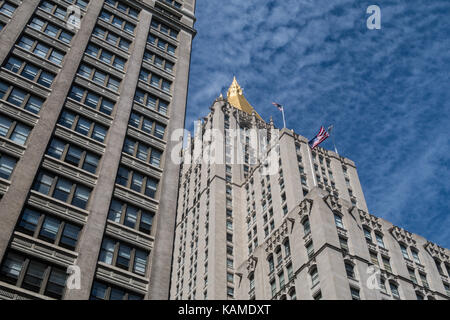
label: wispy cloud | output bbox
[186,0,450,247]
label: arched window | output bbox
[310,266,319,287]
[345,261,355,278]
[363,226,372,242]
[283,239,291,257]
[302,218,311,235]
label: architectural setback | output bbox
[169,78,450,300]
[0,0,196,300]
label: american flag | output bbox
[272,102,283,111]
[308,126,330,149]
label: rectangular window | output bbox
[0,153,17,180]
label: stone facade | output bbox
[0,0,196,300]
[169,81,450,300]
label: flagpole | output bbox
[307,144,318,187]
[281,107,287,129]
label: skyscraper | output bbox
[0,0,196,300]
[169,78,450,300]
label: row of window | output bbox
[161,0,182,9]
[99,237,148,276]
[0,251,67,299]
[4,56,56,88]
[85,43,127,71]
[39,0,77,22]
[123,137,162,167]
[139,68,171,93]
[134,88,169,115]
[99,9,135,35]
[90,280,142,300]
[0,114,31,145]
[17,207,81,251]
[29,16,73,44]
[68,85,115,116]
[143,49,174,73]
[0,80,45,114]
[33,170,91,210]
[77,63,121,92]
[18,35,65,66]
[115,166,158,199]
[148,33,176,56]
[46,137,100,174]
[108,199,154,235]
[67,0,90,10]
[93,25,131,52]
[104,0,139,19]
[129,111,166,139]
[58,110,107,143]
[151,19,178,39]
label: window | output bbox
[345,262,355,278]
[390,282,400,299]
[0,153,17,180]
[85,43,127,71]
[32,171,92,209]
[139,67,171,92]
[99,237,148,275]
[350,287,360,300]
[283,239,291,257]
[227,272,234,283]
[115,167,159,199]
[370,251,379,266]
[227,286,234,298]
[416,292,424,300]
[434,258,443,274]
[375,232,384,248]
[382,257,392,272]
[90,281,142,300]
[303,218,311,235]
[270,280,276,297]
[400,243,409,259]
[278,271,285,288]
[334,213,344,229]
[411,249,420,264]
[419,273,429,288]
[143,50,175,73]
[17,36,65,65]
[339,236,349,251]
[268,255,274,273]
[58,110,108,143]
[306,241,314,259]
[310,267,319,287]
[0,251,67,299]
[408,268,417,284]
[0,1,17,17]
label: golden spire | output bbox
[226,77,263,120]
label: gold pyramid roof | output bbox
[226,77,263,120]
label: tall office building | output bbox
[0,0,196,300]
[169,78,450,300]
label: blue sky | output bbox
[184,0,450,248]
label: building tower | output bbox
[0,0,196,300]
[169,78,450,300]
